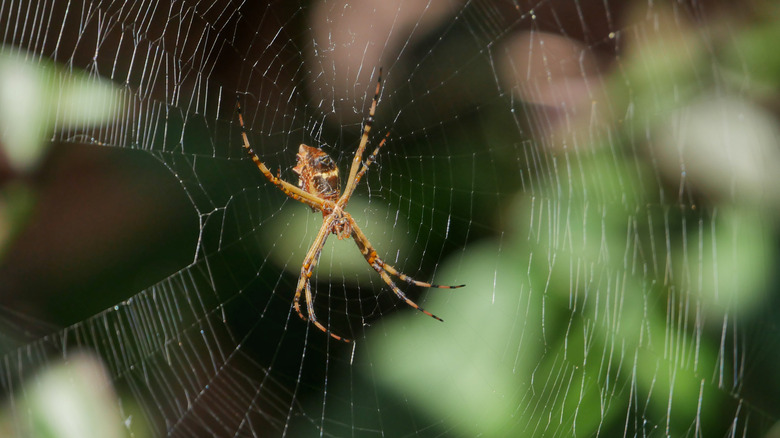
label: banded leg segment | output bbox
[376,260,466,290]
[293,216,351,342]
[341,67,383,203]
[236,98,329,210]
[340,131,391,204]
[373,268,443,321]
[351,220,464,289]
[350,220,460,321]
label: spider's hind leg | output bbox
[294,275,352,343]
[306,281,351,343]
[349,217,465,290]
[350,220,462,322]
[376,261,466,290]
[372,267,444,322]
[294,220,352,343]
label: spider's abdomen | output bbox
[292,144,340,203]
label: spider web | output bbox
[1,0,779,436]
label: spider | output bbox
[236,68,464,343]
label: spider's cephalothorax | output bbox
[293,144,340,203]
[236,68,464,342]
[293,144,352,238]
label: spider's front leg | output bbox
[293,215,352,343]
[236,98,326,211]
[341,67,383,201]
[338,131,391,206]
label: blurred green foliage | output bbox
[353,7,780,437]
[0,48,121,258]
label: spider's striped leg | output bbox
[341,67,383,201]
[375,261,466,290]
[349,219,446,322]
[293,216,351,343]
[350,216,464,290]
[343,131,390,200]
[235,97,327,210]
